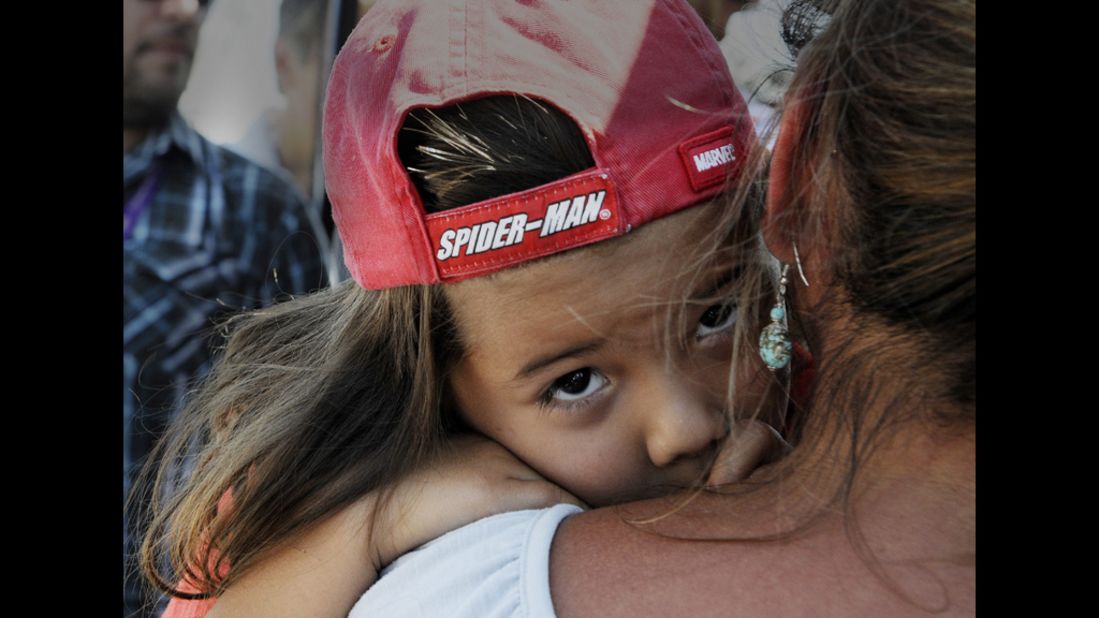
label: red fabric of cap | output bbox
[427,169,623,282]
[324,0,758,289]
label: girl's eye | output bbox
[696,301,739,339]
[544,368,608,404]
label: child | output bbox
[135,1,799,615]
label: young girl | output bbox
[134,1,802,615]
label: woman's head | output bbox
[766,0,974,409]
[706,0,973,602]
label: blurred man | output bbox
[123,1,325,616]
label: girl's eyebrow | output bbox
[691,267,739,301]
[512,269,738,383]
[514,340,604,382]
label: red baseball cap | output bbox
[324,0,757,289]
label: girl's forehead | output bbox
[444,202,724,357]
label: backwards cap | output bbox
[324,0,756,289]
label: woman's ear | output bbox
[761,99,834,306]
[761,100,806,266]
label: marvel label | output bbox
[678,126,739,192]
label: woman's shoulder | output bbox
[550,482,974,617]
[349,503,581,618]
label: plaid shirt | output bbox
[123,113,326,617]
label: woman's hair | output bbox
[775,0,975,414]
[698,0,974,606]
[132,95,608,599]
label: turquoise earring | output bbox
[759,264,793,371]
[760,243,809,371]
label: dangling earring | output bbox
[792,241,810,288]
[760,242,809,371]
[760,264,794,371]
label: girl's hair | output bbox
[399,96,594,212]
[132,95,613,599]
[132,282,455,598]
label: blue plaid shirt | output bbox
[123,113,327,617]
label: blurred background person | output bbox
[229,0,336,277]
[231,0,324,202]
[358,0,378,20]
[688,0,792,145]
[720,0,792,142]
[123,0,326,616]
[687,0,749,39]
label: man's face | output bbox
[123,0,207,129]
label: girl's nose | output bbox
[637,374,728,469]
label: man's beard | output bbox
[122,65,187,131]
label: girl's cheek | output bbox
[534,444,606,507]
[580,450,650,507]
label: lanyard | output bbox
[123,165,160,241]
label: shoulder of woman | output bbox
[550,494,973,617]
